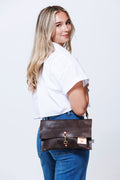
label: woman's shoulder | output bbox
[52,42,76,65]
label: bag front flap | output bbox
[40,119,92,139]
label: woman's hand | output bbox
[67,81,89,116]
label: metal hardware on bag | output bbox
[63,131,68,147]
[90,139,94,143]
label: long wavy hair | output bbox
[27,6,75,93]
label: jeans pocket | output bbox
[49,149,73,156]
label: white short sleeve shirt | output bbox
[32,42,89,119]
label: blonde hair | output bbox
[27,6,75,93]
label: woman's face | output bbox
[52,11,72,46]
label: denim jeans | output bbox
[37,111,90,180]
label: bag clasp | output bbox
[64,131,68,147]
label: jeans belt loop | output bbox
[67,110,71,116]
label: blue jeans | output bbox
[37,111,90,180]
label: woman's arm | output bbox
[67,81,89,116]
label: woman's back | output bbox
[32,42,88,119]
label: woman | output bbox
[27,5,90,180]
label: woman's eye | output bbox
[66,21,71,25]
[56,24,61,27]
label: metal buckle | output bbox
[63,131,68,147]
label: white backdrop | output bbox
[0,0,120,179]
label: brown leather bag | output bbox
[40,115,93,151]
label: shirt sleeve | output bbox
[58,55,89,94]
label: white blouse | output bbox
[32,42,89,119]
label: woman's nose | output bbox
[62,24,68,31]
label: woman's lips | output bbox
[62,34,69,38]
